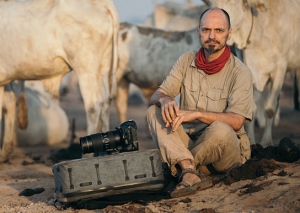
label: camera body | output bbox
[80,120,139,154]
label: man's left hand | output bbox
[171,110,197,132]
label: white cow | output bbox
[0,0,119,162]
[116,22,200,123]
[207,0,300,146]
[1,81,69,148]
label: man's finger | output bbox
[168,104,177,121]
[171,116,182,132]
[173,104,180,117]
[164,105,173,123]
[161,106,167,123]
[165,121,171,128]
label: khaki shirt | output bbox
[159,51,254,162]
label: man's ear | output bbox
[227,28,232,41]
[196,27,201,37]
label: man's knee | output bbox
[147,105,165,127]
[209,120,235,138]
[146,105,157,119]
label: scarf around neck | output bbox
[195,45,231,75]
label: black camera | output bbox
[80,120,139,154]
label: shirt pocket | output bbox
[181,79,199,110]
[206,89,228,112]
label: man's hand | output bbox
[149,88,181,128]
[171,110,197,132]
[159,96,179,127]
[149,88,199,131]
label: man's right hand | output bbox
[159,95,179,127]
[150,88,180,128]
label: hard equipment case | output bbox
[52,149,167,203]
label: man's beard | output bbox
[207,45,217,54]
[204,39,226,55]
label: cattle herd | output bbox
[0,0,299,162]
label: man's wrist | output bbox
[159,96,169,105]
[195,110,202,121]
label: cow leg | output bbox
[263,64,287,146]
[254,89,266,128]
[71,64,111,134]
[294,69,300,111]
[261,95,279,147]
[244,94,257,145]
[0,85,17,162]
[66,40,114,134]
[244,118,256,145]
[77,71,111,134]
[257,80,282,127]
[246,89,266,145]
[75,49,113,134]
[64,20,117,134]
[98,72,111,133]
[254,88,281,128]
[274,106,280,126]
[115,78,130,123]
[260,120,273,147]
[264,64,287,119]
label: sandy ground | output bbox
[0,73,299,213]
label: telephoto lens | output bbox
[80,130,121,154]
[80,120,139,155]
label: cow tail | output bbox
[108,5,119,100]
[17,81,28,130]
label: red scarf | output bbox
[195,45,231,75]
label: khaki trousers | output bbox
[147,105,242,176]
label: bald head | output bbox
[197,7,232,58]
[199,8,231,29]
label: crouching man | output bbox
[147,8,254,198]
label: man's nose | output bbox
[209,31,216,39]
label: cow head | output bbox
[207,0,269,48]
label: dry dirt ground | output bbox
[0,74,299,213]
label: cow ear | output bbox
[247,0,269,12]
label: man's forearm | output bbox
[193,110,245,131]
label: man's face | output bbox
[198,9,231,55]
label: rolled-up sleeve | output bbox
[226,63,254,121]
